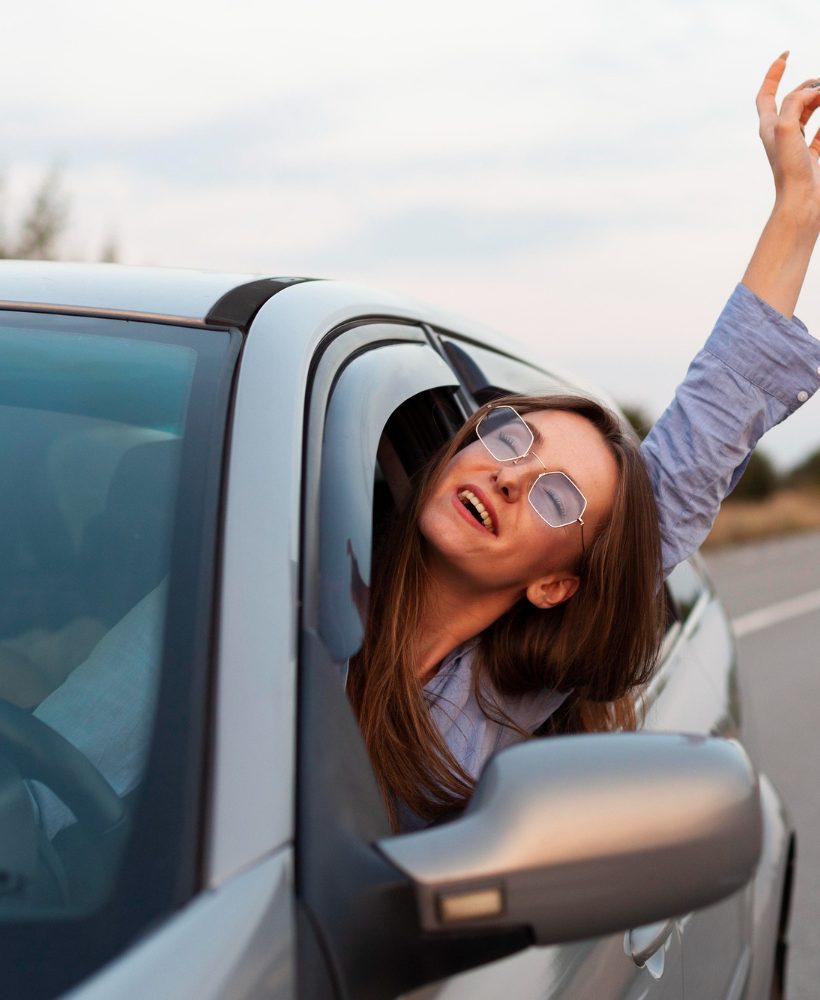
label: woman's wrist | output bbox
[741,204,818,319]
[771,194,820,241]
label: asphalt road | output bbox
[704,531,820,1000]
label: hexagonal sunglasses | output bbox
[476,405,587,547]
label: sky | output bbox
[4,0,820,469]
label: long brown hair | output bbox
[348,394,666,829]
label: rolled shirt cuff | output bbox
[703,283,820,413]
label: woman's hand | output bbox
[756,53,820,229]
[742,54,820,317]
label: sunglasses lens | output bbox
[529,472,586,527]
[477,406,533,461]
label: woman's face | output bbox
[419,408,619,604]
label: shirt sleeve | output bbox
[641,283,820,578]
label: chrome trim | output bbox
[628,918,675,965]
[0,301,212,328]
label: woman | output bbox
[350,54,820,831]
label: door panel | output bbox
[71,851,295,1000]
[403,928,684,1000]
[648,562,749,999]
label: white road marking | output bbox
[732,587,820,638]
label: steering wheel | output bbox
[0,698,126,838]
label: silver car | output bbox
[0,262,793,999]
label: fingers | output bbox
[797,87,820,136]
[756,52,789,118]
[756,54,820,165]
[779,85,820,129]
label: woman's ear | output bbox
[525,574,579,610]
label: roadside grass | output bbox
[704,488,820,548]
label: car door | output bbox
[644,561,753,999]
[297,320,685,1000]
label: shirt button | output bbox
[797,390,810,403]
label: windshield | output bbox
[0,311,237,996]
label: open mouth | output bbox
[457,489,495,533]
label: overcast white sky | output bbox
[4,0,820,468]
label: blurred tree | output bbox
[99,234,119,263]
[0,168,68,260]
[0,169,120,262]
[619,403,653,440]
[727,448,780,501]
[786,447,820,490]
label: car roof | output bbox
[0,260,269,325]
[0,260,513,345]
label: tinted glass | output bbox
[0,312,236,996]
[438,335,567,402]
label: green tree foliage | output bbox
[0,169,68,261]
[620,403,653,441]
[786,447,820,490]
[728,448,780,501]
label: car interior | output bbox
[0,325,191,918]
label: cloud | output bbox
[1,92,342,185]
[307,195,710,269]
[311,205,595,267]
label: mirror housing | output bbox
[378,733,761,944]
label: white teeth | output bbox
[458,489,495,533]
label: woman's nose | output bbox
[492,461,529,501]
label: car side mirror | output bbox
[378,732,761,945]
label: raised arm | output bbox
[743,53,820,316]
[642,55,820,577]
